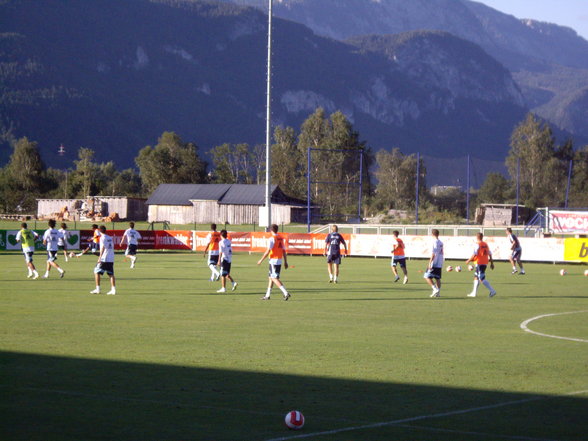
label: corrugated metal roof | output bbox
[146,183,302,206]
[218,184,278,205]
[146,184,231,205]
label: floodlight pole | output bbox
[264,0,273,230]
[466,155,470,224]
[415,152,420,225]
[516,157,520,225]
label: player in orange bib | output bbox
[76,224,101,257]
[465,232,496,298]
[203,223,222,281]
[257,224,290,301]
[391,230,408,284]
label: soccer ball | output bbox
[446,265,453,272]
[584,269,588,277]
[455,266,462,272]
[559,269,567,276]
[285,410,305,430]
[468,264,474,271]
[69,251,76,258]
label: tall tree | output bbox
[135,131,207,193]
[3,137,46,211]
[374,148,424,210]
[569,145,588,207]
[73,147,99,197]
[298,108,371,218]
[271,126,304,197]
[209,143,254,184]
[505,113,563,208]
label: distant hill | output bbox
[0,0,531,185]
[223,0,588,141]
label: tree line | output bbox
[0,109,586,222]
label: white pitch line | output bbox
[520,310,588,343]
[264,389,588,441]
[397,423,562,441]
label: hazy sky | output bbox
[476,0,588,40]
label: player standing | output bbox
[121,221,142,268]
[216,229,237,293]
[391,230,408,284]
[203,223,221,281]
[58,223,71,262]
[15,222,40,279]
[506,228,525,275]
[42,219,65,278]
[90,226,116,295]
[257,224,290,301]
[424,229,443,297]
[324,225,347,283]
[466,233,497,298]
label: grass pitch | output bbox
[1,251,587,440]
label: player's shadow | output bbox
[3,351,586,441]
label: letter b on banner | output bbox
[564,239,588,262]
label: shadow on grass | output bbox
[2,352,586,441]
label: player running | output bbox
[216,229,237,293]
[15,222,40,279]
[42,219,65,279]
[506,227,525,275]
[203,223,221,282]
[257,224,290,301]
[466,233,497,298]
[391,230,408,284]
[121,221,142,268]
[324,224,347,283]
[90,226,116,295]
[424,229,443,298]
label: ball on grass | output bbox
[446,265,453,272]
[285,410,305,430]
[559,269,567,276]
[584,269,588,277]
[468,264,474,271]
[455,266,462,272]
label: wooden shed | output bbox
[146,184,315,225]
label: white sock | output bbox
[58,268,64,274]
[27,269,33,276]
[482,280,495,292]
[512,266,516,271]
[472,279,479,294]
[334,275,338,281]
[33,270,39,277]
[266,288,272,297]
[209,264,219,277]
[279,285,288,295]
[95,286,100,292]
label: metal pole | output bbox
[564,159,573,208]
[264,0,273,230]
[466,155,470,224]
[358,150,363,223]
[415,152,420,225]
[307,147,311,232]
[516,157,520,225]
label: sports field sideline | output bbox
[1,250,587,440]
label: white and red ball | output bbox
[455,265,462,272]
[446,265,453,272]
[468,264,474,271]
[584,269,588,277]
[559,269,567,276]
[285,410,305,430]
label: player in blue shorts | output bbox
[324,225,347,283]
[506,228,525,275]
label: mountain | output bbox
[1,0,527,186]
[223,0,588,140]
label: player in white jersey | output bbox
[91,226,116,295]
[424,229,443,298]
[506,228,525,275]
[121,221,142,268]
[42,219,65,278]
[58,222,71,262]
[216,229,237,293]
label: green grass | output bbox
[1,252,587,440]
